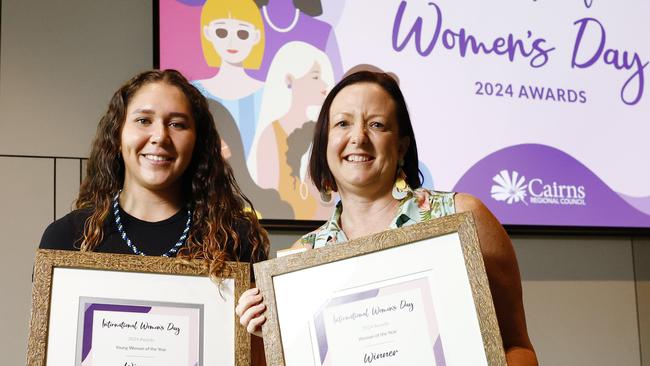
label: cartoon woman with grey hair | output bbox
[249,41,335,218]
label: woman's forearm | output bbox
[506,346,538,366]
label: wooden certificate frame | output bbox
[254,212,507,366]
[27,249,251,366]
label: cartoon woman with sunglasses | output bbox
[193,0,265,160]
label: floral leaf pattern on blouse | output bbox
[300,188,456,249]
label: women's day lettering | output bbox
[392,1,646,105]
[572,17,647,105]
[392,1,554,68]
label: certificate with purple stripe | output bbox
[75,297,203,366]
[309,271,446,366]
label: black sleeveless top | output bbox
[39,207,264,263]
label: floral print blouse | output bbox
[299,189,456,249]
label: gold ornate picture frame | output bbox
[28,249,251,366]
[254,212,507,366]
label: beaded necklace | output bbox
[112,191,191,257]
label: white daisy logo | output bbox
[491,170,528,205]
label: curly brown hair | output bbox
[76,69,269,277]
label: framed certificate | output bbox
[254,212,507,366]
[27,250,251,366]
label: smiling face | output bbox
[326,83,409,197]
[203,18,260,66]
[120,82,196,194]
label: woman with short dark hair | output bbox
[237,71,537,365]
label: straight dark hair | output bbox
[309,71,422,193]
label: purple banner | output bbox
[454,144,650,227]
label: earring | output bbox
[320,189,332,203]
[300,180,309,200]
[392,160,410,200]
[320,182,333,203]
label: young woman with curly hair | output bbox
[39,69,269,278]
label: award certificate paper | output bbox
[309,271,445,366]
[75,297,203,366]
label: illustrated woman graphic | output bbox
[193,0,266,159]
[248,41,334,219]
[250,0,343,80]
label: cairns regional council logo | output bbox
[490,170,586,206]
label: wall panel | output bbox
[515,237,640,366]
[0,157,54,364]
[0,0,153,157]
[634,238,650,366]
[55,158,82,219]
